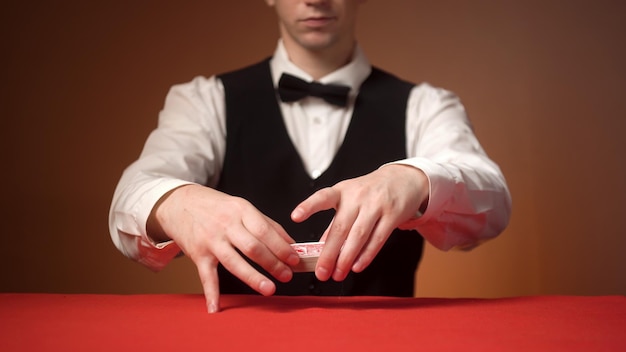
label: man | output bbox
[109,0,511,313]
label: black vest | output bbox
[216,59,423,296]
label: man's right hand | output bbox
[146,184,300,313]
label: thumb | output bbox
[291,187,339,223]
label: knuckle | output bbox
[350,225,370,242]
[198,270,215,287]
[268,260,286,277]
[217,248,241,267]
[240,270,255,285]
[319,186,338,199]
[370,228,389,247]
[330,221,348,235]
[250,221,271,238]
[228,196,250,211]
[335,252,354,269]
[242,271,265,290]
[239,239,263,258]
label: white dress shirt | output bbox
[109,41,512,271]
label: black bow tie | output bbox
[277,73,350,107]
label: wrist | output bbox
[147,185,191,243]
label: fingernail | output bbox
[316,266,330,281]
[333,268,347,282]
[259,280,274,295]
[352,259,363,273]
[279,268,292,282]
[287,253,300,266]
[207,302,219,314]
[291,208,303,219]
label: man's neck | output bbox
[282,39,355,80]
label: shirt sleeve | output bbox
[108,75,227,271]
[393,83,512,251]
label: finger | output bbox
[318,217,335,243]
[215,241,277,296]
[352,218,396,273]
[315,207,359,282]
[229,231,294,284]
[291,187,340,223]
[259,215,300,266]
[196,257,220,313]
[239,214,299,268]
[264,214,296,243]
[332,210,379,281]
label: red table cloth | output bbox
[1,294,624,351]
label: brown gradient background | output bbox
[2,0,625,297]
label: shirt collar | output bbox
[269,40,371,96]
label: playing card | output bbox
[290,241,324,272]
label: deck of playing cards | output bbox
[290,241,324,272]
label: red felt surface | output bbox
[1,294,624,351]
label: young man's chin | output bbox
[297,35,339,52]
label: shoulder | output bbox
[369,66,415,88]
[158,75,228,119]
[165,76,222,104]
[409,82,464,110]
[162,56,273,111]
[218,57,272,81]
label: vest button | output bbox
[308,283,321,295]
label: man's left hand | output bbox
[290,164,429,282]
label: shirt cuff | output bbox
[386,157,455,223]
[387,158,473,250]
[113,178,195,270]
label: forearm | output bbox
[109,76,227,269]
[402,84,512,249]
